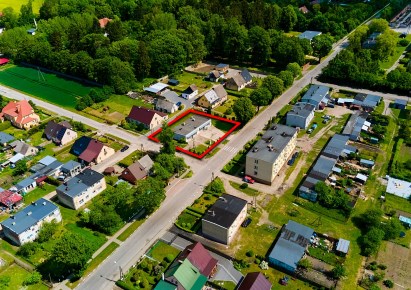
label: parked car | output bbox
[292,151,299,159]
[243,175,255,184]
[241,217,252,228]
[287,158,295,166]
[307,129,313,134]
[120,145,129,152]
[176,102,182,107]
[322,119,329,124]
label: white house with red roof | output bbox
[127,106,168,130]
[0,100,40,129]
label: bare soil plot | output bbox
[377,242,411,290]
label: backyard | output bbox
[0,0,43,12]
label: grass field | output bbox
[0,66,95,108]
[0,263,48,290]
[0,0,43,13]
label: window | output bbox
[254,160,258,164]
[254,171,258,176]
[254,166,258,170]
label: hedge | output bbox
[186,206,205,216]
[115,280,136,290]
[184,209,202,218]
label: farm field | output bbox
[0,0,43,13]
[0,66,95,109]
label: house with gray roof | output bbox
[269,220,314,273]
[246,125,297,184]
[298,30,322,42]
[10,140,38,157]
[300,85,330,109]
[286,103,315,129]
[173,115,211,142]
[342,111,369,141]
[226,69,253,91]
[197,85,227,109]
[0,132,14,146]
[336,238,350,256]
[156,98,178,113]
[1,198,62,245]
[56,169,106,209]
[60,160,82,178]
[202,194,247,244]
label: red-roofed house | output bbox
[99,18,112,28]
[0,190,23,209]
[127,106,168,130]
[0,100,40,129]
[79,139,115,165]
[0,58,9,65]
[238,272,272,290]
[299,6,310,14]
[177,242,218,278]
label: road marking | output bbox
[222,145,237,153]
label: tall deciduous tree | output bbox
[233,97,255,124]
[249,87,272,111]
[312,34,334,63]
[280,5,297,32]
[262,75,284,98]
[248,26,271,65]
[158,123,175,155]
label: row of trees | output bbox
[0,0,391,93]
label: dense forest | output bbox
[0,0,404,93]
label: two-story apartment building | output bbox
[245,125,297,184]
[56,169,106,210]
[1,198,62,246]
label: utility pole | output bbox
[211,172,215,181]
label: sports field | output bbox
[0,66,95,108]
[0,0,43,13]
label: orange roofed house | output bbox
[0,100,40,129]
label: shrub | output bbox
[240,183,248,189]
[165,254,174,263]
[17,242,39,258]
[377,264,387,270]
[298,258,312,269]
[255,258,261,264]
[226,108,233,115]
[246,250,254,257]
[23,271,42,285]
[373,270,385,282]
[398,39,410,47]
[116,280,136,290]
[383,280,394,288]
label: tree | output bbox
[19,0,35,26]
[248,26,271,65]
[262,76,284,98]
[312,34,334,63]
[375,30,397,61]
[223,19,249,62]
[359,227,385,256]
[286,62,301,78]
[158,123,175,155]
[23,271,42,286]
[233,97,255,125]
[36,221,59,243]
[315,181,334,208]
[135,41,151,80]
[88,204,123,234]
[17,242,39,258]
[106,19,125,42]
[331,265,347,279]
[358,209,383,231]
[135,177,166,214]
[383,218,404,240]
[249,87,272,111]
[204,177,225,194]
[49,232,94,277]
[278,70,294,88]
[13,160,27,176]
[280,5,297,32]
[151,163,172,181]
[275,37,305,66]
[369,19,389,33]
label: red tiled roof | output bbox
[237,272,272,290]
[127,106,167,126]
[0,190,23,207]
[178,242,218,278]
[1,100,36,126]
[0,58,9,65]
[99,18,112,28]
[35,176,48,184]
[79,139,104,163]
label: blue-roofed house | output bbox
[298,30,322,42]
[1,198,62,245]
[11,177,36,195]
[56,169,106,209]
[360,159,375,168]
[60,160,82,178]
[335,238,350,256]
[0,132,14,146]
[399,215,411,229]
[300,85,330,110]
[269,220,314,273]
[393,99,407,110]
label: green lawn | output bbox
[0,0,43,12]
[191,194,218,214]
[384,194,411,214]
[175,210,201,232]
[229,181,259,196]
[213,95,238,118]
[0,66,94,109]
[211,281,237,290]
[117,219,145,242]
[381,35,411,70]
[117,151,145,168]
[64,223,106,252]
[0,263,48,290]
[212,119,235,132]
[23,184,55,204]
[308,246,345,266]
[170,72,212,94]
[147,241,180,262]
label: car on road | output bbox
[241,217,252,228]
[120,145,129,152]
[287,158,295,166]
[243,175,255,184]
[292,151,299,159]
[176,102,182,107]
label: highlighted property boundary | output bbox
[148,109,240,159]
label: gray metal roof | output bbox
[301,85,330,105]
[322,134,350,159]
[288,103,316,118]
[311,156,337,179]
[298,30,322,41]
[1,198,59,235]
[395,99,407,106]
[269,220,314,271]
[173,115,211,137]
[342,112,368,139]
[61,160,81,172]
[38,156,56,166]
[0,132,14,144]
[336,238,350,254]
[15,177,35,190]
[360,159,374,166]
[202,194,247,228]
[247,125,297,164]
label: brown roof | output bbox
[127,106,167,126]
[238,272,272,290]
[120,155,153,184]
[99,18,112,28]
[79,139,104,163]
[104,167,115,174]
[213,84,227,99]
[178,242,218,278]
[299,6,309,13]
[229,74,246,87]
